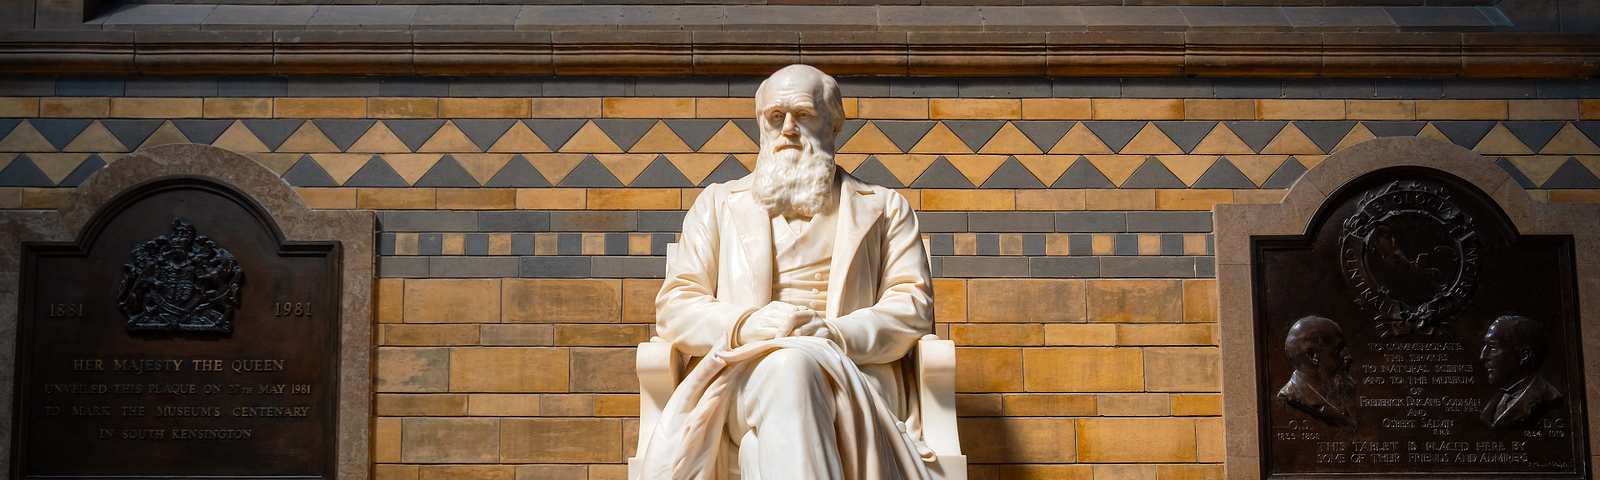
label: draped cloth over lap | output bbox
[641,336,935,480]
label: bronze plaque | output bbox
[14,178,338,478]
[1254,168,1588,479]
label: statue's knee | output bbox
[752,348,825,383]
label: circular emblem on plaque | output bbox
[1340,180,1479,336]
[116,217,245,333]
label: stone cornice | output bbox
[1,30,1596,78]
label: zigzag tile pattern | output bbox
[4,118,1600,190]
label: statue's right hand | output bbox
[739,301,812,345]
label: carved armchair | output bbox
[628,244,966,480]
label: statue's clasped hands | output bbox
[739,301,834,345]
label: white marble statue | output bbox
[643,64,937,480]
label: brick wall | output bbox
[2,75,1598,480]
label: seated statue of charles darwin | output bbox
[642,64,936,480]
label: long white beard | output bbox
[752,141,835,218]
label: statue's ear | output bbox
[1519,346,1536,367]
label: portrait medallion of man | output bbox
[1480,315,1564,429]
[642,65,936,480]
[1278,316,1357,428]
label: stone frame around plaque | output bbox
[0,144,374,480]
[1216,136,1600,480]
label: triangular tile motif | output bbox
[1084,155,1146,186]
[452,119,518,152]
[342,155,411,187]
[665,154,728,185]
[100,120,166,150]
[945,155,1009,186]
[311,153,375,185]
[699,155,751,186]
[1495,157,1538,189]
[558,155,625,187]
[171,120,233,145]
[1222,121,1289,153]
[1155,155,1217,186]
[835,120,867,147]
[1330,123,1377,153]
[875,154,940,187]
[382,120,448,152]
[595,153,657,185]
[910,123,976,154]
[1473,123,1534,156]
[453,154,515,186]
[593,119,659,151]
[484,155,554,188]
[31,119,94,151]
[282,154,341,187]
[559,122,626,154]
[277,121,342,153]
[0,121,62,152]
[1295,155,1327,169]
[837,123,902,154]
[1432,121,1498,149]
[875,121,939,153]
[1574,156,1600,184]
[909,156,976,188]
[524,120,589,152]
[1052,156,1116,189]
[63,121,128,153]
[487,122,552,154]
[1014,121,1076,153]
[1540,157,1600,189]
[210,121,272,153]
[1083,121,1146,153]
[136,121,192,150]
[1121,123,1184,155]
[384,154,446,185]
[1261,124,1325,155]
[733,154,758,171]
[1294,121,1358,154]
[1190,157,1257,189]
[979,156,1046,189]
[1190,123,1256,155]
[29,153,90,185]
[629,155,695,188]
[1365,121,1427,138]
[418,121,483,153]
[1540,123,1600,155]
[629,121,694,154]
[1508,156,1573,187]
[0,153,18,172]
[1153,121,1217,154]
[0,155,55,186]
[1416,123,1453,143]
[1576,122,1600,146]
[732,119,760,143]
[347,122,414,153]
[1014,155,1075,186]
[1260,157,1309,189]
[1504,121,1567,153]
[978,122,1044,155]
[414,155,482,187]
[848,156,904,188]
[242,119,307,151]
[943,121,1008,153]
[1227,155,1290,187]
[249,153,303,175]
[1120,157,1187,189]
[57,154,107,187]
[664,120,728,151]
[1049,122,1115,155]
[310,120,377,152]
[698,121,760,153]
[834,154,868,172]
[0,119,20,139]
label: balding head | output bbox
[755,65,845,139]
[1285,316,1348,376]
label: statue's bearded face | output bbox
[752,69,839,218]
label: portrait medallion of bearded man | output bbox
[1278,316,1358,428]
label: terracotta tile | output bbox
[1087,280,1183,323]
[22,188,70,209]
[1183,99,1253,120]
[275,97,366,119]
[1183,279,1217,323]
[1158,464,1222,480]
[500,418,621,463]
[377,347,449,393]
[1170,393,1222,416]
[590,465,628,480]
[1043,324,1117,346]
[1509,99,1581,120]
[1143,347,1219,392]
[1002,393,1096,416]
[539,394,593,416]
[1194,418,1224,463]
[858,98,929,120]
[376,393,470,416]
[1090,464,1154,480]
[40,98,109,118]
[531,98,602,118]
[931,99,1020,120]
[921,189,1014,210]
[587,189,680,210]
[955,347,1023,392]
[359,188,436,209]
[480,325,554,346]
[376,465,418,480]
[956,393,1002,416]
[957,417,1077,464]
[1346,100,1414,120]
[1155,189,1231,210]
[696,98,754,118]
[515,465,586,480]
[418,466,515,480]
[1016,190,1085,210]
[1549,190,1600,203]
[467,394,540,416]
[405,279,502,324]
[502,279,622,323]
[950,324,1043,346]
[969,279,1085,323]
[603,98,694,119]
[622,278,663,324]
[1076,418,1195,463]
[1257,99,1343,120]
[441,98,530,118]
[517,188,587,209]
[450,347,569,392]
[1583,99,1600,120]
[554,324,650,347]
[1021,98,1090,120]
[400,417,500,463]
[375,417,403,463]
[1024,347,1142,392]
[435,189,514,209]
[200,98,272,119]
[932,278,966,322]
[569,348,637,393]
[385,324,480,346]
[0,188,23,209]
[369,98,439,119]
[106,98,201,118]
[1093,99,1181,120]
[1095,393,1169,416]
[1416,100,1506,120]
[295,187,357,209]
[1084,189,1155,210]
[377,278,404,324]
[1117,324,1211,346]
[0,97,38,117]
[593,394,640,417]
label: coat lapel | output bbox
[726,178,774,304]
[826,171,883,319]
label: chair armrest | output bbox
[636,337,684,458]
[916,334,961,456]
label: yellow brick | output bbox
[370,97,438,119]
[1092,465,1155,480]
[590,465,629,480]
[932,278,966,323]
[1076,418,1195,463]
[1171,393,1222,416]
[958,417,1078,464]
[581,233,605,255]
[949,324,1043,346]
[1509,99,1581,120]
[1234,189,1286,204]
[1088,279,1183,323]
[858,98,929,120]
[467,393,540,416]
[22,188,69,209]
[1021,98,1091,120]
[500,418,622,463]
[275,97,367,118]
[894,188,918,207]
[1550,190,1600,203]
[516,188,586,209]
[1016,189,1085,210]
[1183,99,1253,120]
[40,97,109,118]
[603,98,694,118]
[514,465,585,480]
[622,278,663,324]
[1144,347,1220,392]
[418,465,515,480]
[437,188,516,210]
[1093,99,1182,120]
[377,347,450,393]
[1085,189,1155,210]
[1417,100,1506,120]
[1195,418,1224,463]
[587,189,680,210]
[696,98,754,118]
[1157,189,1234,211]
[554,324,650,346]
[0,188,22,209]
[1136,233,1161,256]
[0,97,39,117]
[1183,279,1217,323]
[1096,393,1170,416]
[109,97,202,118]
[594,394,639,417]
[374,417,403,463]
[542,393,594,416]
[376,465,416,480]
[956,393,1002,416]
[203,98,272,118]
[955,347,1023,392]
[1346,100,1414,120]
[359,188,434,209]
[530,98,602,118]
[1118,324,1211,346]
[1257,99,1343,120]
[450,348,568,392]
[920,189,1013,210]
[931,99,1021,120]
[1044,324,1117,346]
[682,187,702,207]
[440,98,529,118]
[969,279,1084,323]
[997,465,1092,480]
[502,279,621,323]
[376,393,470,416]
[1158,464,1222,480]
[1002,393,1096,416]
[1025,348,1143,392]
[842,98,858,118]
[1583,99,1600,120]
[1090,234,1113,255]
[295,187,357,209]
[384,324,480,346]
[378,278,404,324]
[953,233,976,255]
[404,279,501,324]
